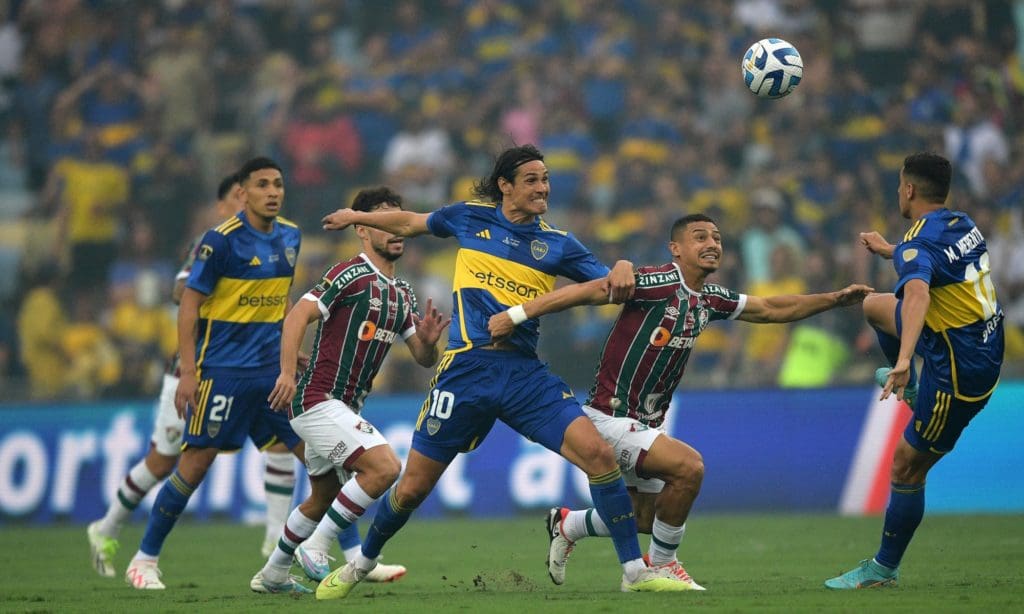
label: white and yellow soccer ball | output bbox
[741,38,803,99]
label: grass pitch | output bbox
[3,514,1022,613]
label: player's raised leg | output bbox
[863,293,918,407]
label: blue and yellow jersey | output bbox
[894,208,1004,399]
[427,200,609,356]
[187,212,301,374]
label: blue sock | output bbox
[337,522,361,552]
[139,470,196,556]
[874,482,925,569]
[588,468,642,563]
[362,488,414,559]
[874,327,918,388]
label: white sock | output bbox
[343,544,361,563]
[562,508,609,542]
[308,478,376,551]
[262,508,318,582]
[648,518,686,566]
[263,452,296,543]
[132,550,158,563]
[99,460,160,538]
[623,558,647,582]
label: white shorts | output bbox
[151,373,185,456]
[583,405,666,494]
[290,399,388,477]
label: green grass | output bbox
[3,514,1023,612]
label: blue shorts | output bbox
[895,301,993,454]
[184,369,301,452]
[412,349,585,464]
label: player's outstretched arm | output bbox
[488,278,611,341]
[859,231,895,259]
[607,259,636,303]
[175,287,207,418]
[882,279,930,402]
[406,297,451,367]
[737,283,874,324]
[268,299,321,411]
[322,207,431,237]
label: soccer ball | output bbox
[742,38,803,99]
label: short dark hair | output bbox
[902,152,951,202]
[472,144,545,202]
[216,173,238,200]
[237,157,283,183]
[351,186,404,212]
[670,213,718,240]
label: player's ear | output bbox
[498,177,512,196]
[668,240,682,257]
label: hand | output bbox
[322,208,358,231]
[488,311,515,342]
[834,284,875,307]
[174,372,198,419]
[607,260,635,303]
[413,297,451,346]
[267,372,297,412]
[880,357,912,402]
[859,232,894,259]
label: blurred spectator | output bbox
[45,131,130,292]
[16,264,68,399]
[944,90,1009,197]
[62,289,121,399]
[381,104,454,209]
[739,188,804,285]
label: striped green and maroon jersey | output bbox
[585,263,746,427]
[291,253,417,417]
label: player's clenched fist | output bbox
[322,208,358,231]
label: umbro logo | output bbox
[249,255,262,266]
[475,229,491,239]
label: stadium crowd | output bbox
[1,0,1022,400]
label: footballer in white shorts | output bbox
[582,405,665,494]
[290,399,389,477]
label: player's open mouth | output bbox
[699,251,720,262]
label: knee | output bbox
[394,478,429,509]
[147,454,177,480]
[578,438,618,475]
[662,449,704,490]
[862,293,889,328]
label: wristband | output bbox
[507,304,528,325]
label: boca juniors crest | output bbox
[530,240,548,260]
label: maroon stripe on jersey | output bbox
[705,293,739,314]
[302,302,358,410]
[335,488,366,515]
[344,282,381,404]
[342,446,366,471]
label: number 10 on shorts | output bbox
[428,389,454,419]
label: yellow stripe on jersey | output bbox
[453,248,556,305]
[465,200,496,208]
[939,331,1000,402]
[276,216,298,228]
[538,219,568,235]
[455,289,472,348]
[216,217,242,235]
[903,219,926,242]
[200,276,291,323]
[924,280,986,332]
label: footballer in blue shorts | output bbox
[125,157,303,590]
[316,145,695,599]
[826,152,1004,589]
